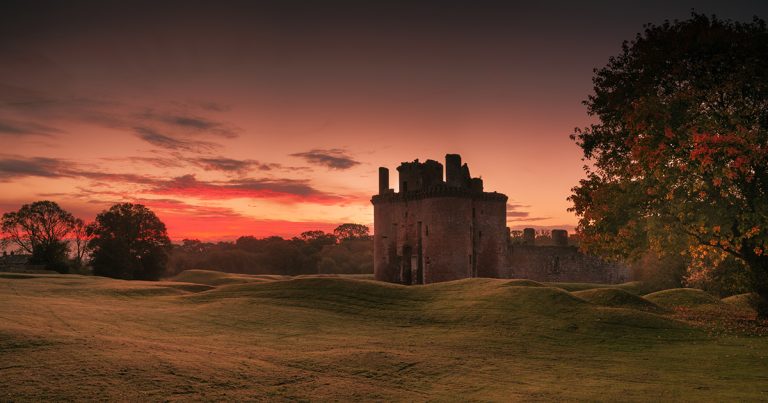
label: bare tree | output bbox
[72,218,93,267]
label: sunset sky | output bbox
[1,0,766,241]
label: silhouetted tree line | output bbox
[167,224,373,276]
[1,201,171,279]
[1,200,372,280]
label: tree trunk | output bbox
[743,250,768,319]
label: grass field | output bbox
[1,271,767,401]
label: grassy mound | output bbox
[187,276,687,340]
[572,288,663,311]
[502,279,546,287]
[547,281,648,295]
[3,274,767,401]
[644,288,723,308]
[70,278,216,297]
[170,269,282,286]
[722,293,757,311]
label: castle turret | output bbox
[372,154,508,285]
[470,177,483,193]
[552,229,568,246]
[523,228,536,245]
[378,167,389,195]
[445,154,462,187]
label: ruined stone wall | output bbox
[375,194,627,284]
[374,196,473,284]
[472,198,507,278]
[373,199,398,282]
[420,197,473,283]
[506,245,630,284]
[375,154,631,285]
[373,193,507,284]
[373,153,507,284]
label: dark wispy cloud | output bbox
[172,116,218,130]
[507,211,532,218]
[0,82,240,151]
[0,83,53,107]
[0,156,70,180]
[505,202,550,222]
[0,119,61,137]
[508,216,552,222]
[151,174,347,204]
[194,101,230,112]
[0,155,356,205]
[506,202,536,219]
[290,148,360,170]
[112,152,308,175]
[140,109,240,139]
[190,157,279,173]
[123,156,185,169]
[134,127,220,153]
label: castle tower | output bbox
[552,229,569,246]
[378,167,390,195]
[371,154,508,284]
[523,228,536,245]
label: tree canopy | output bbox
[569,14,768,316]
[0,200,76,272]
[88,203,171,280]
[333,223,371,241]
[167,229,372,276]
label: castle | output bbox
[371,154,629,285]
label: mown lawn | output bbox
[1,271,766,401]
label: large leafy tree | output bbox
[88,203,172,280]
[569,14,768,316]
[333,223,371,242]
[1,200,76,273]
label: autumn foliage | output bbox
[569,14,768,316]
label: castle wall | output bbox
[373,199,398,283]
[421,197,474,283]
[472,198,507,278]
[506,245,630,283]
[374,154,628,286]
[373,194,507,284]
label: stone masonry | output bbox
[371,154,628,285]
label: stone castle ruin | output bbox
[371,154,629,285]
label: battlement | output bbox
[396,158,443,193]
[372,153,627,286]
[375,153,497,201]
[372,153,508,285]
[371,183,507,204]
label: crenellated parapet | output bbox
[371,184,507,204]
[372,153,508,285]
[374,153,502,202]
[372,152,628,285]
